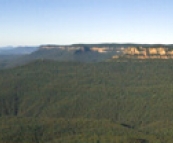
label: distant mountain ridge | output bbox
[0,44,173,69]
[1,43,173,55]
[0,46,38,55]
[39,43,173,54]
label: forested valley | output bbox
[1,59,173,143]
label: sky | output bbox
[0,0,173,47]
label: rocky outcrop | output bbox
[114,47,173,59]
[91,47,109,53]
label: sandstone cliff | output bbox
[113,47,173,59]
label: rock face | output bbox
[40,45,118,53]
[114,47,173,59]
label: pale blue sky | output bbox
[0,0,173,46]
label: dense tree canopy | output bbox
[1,59,173,143]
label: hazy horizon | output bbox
[1,0,173,47]
[1,42,173,48]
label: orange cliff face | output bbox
[113,47,173,59]
[90,47,115,53]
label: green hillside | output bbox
[1,59,173,142]
[27,48,115,62]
